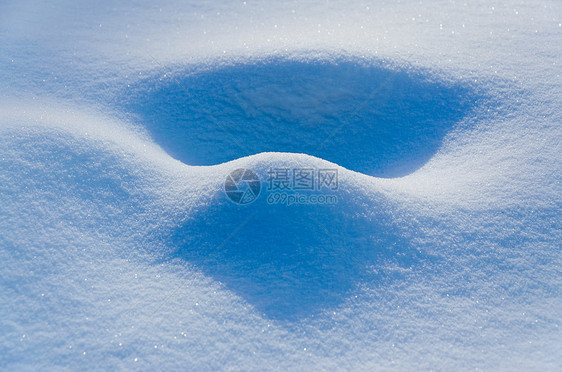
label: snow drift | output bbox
[1,0,560,370]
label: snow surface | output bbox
[1,0,561,370]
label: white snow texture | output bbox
[0,0,561,371]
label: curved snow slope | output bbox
[1,106,559,371]
[1,0,561,370]
[167,161,428,321]
[123,58,478,177]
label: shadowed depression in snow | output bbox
[124,59,480,177]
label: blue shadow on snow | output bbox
[123,58,480,177]
[164,187,439,322]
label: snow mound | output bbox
[1,0,561,370]
[163,156,427,321]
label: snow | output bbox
[1,0,561,370]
